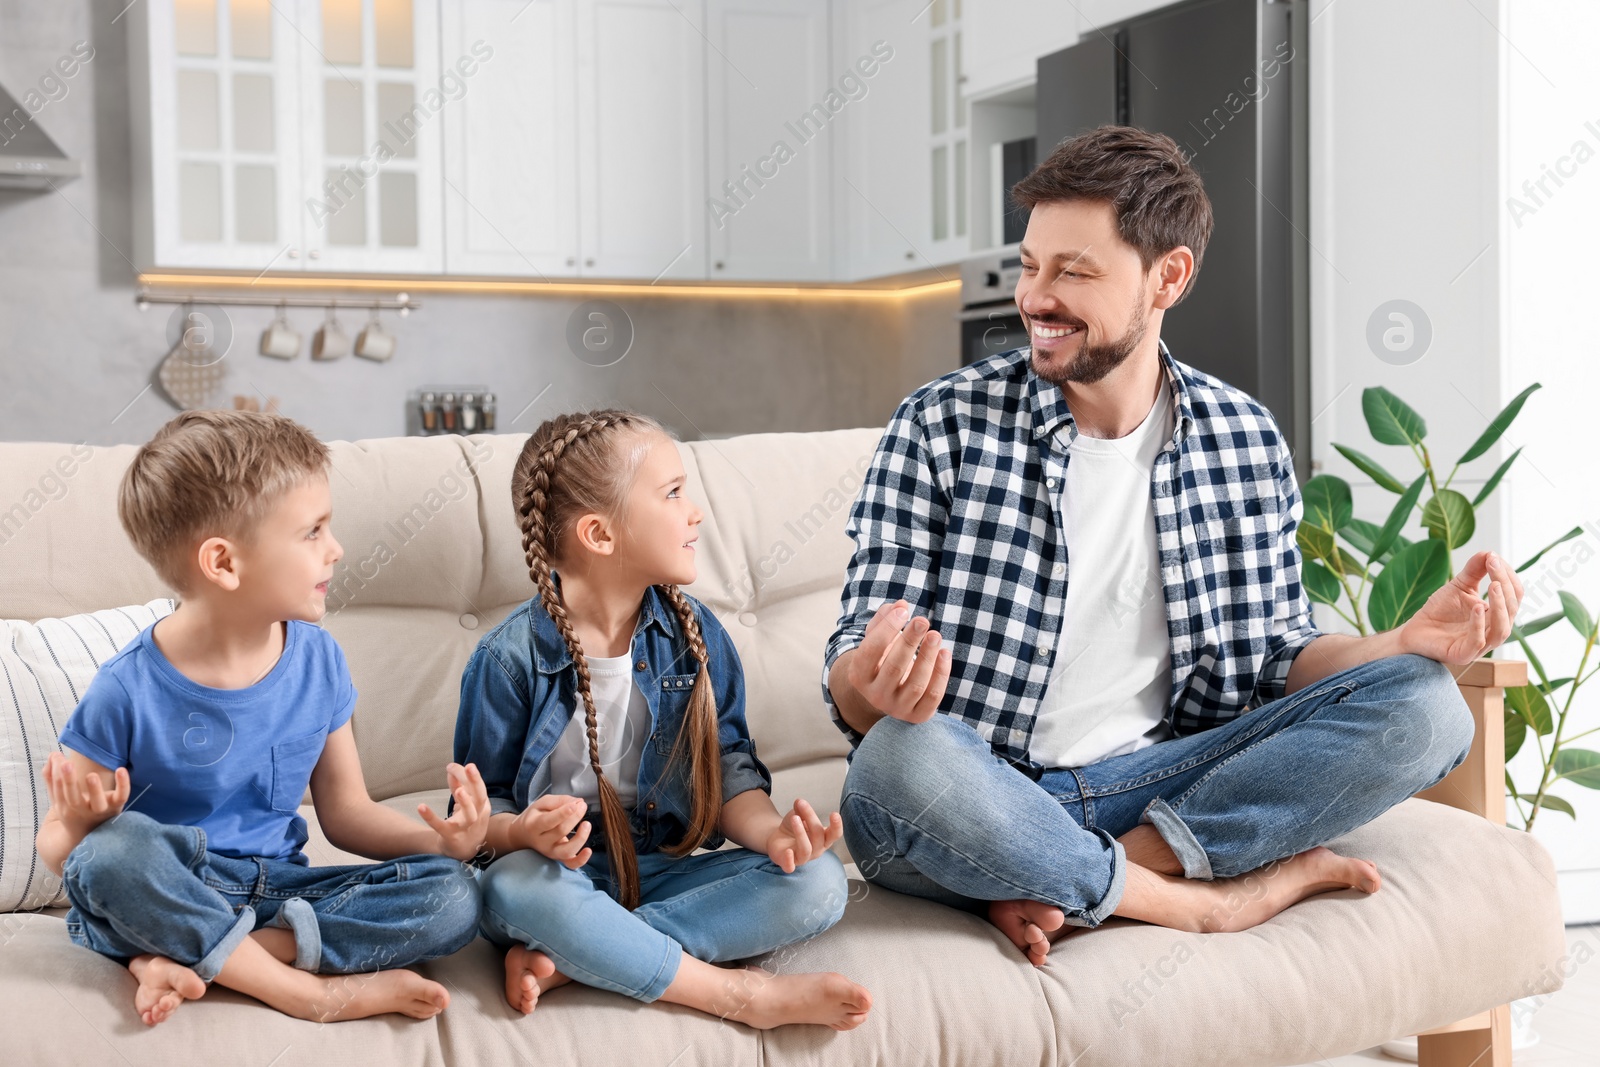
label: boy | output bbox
[35,410,490,1026]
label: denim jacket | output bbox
[452,580,772,859]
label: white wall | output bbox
[1502,0,1600,924]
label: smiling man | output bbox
[823,125,1525,961]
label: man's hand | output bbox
[1399,550,1525,665]
[765,798,844,874]
[510,794,593,869]
[417,762,491,862]
[843,600,952,724]
[42,751,130,842]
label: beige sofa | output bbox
[0,429,1566,1066]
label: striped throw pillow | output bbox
[0,599,175,912]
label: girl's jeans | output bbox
[61,810,481,981]
[840,653,1476,927]
[479,844,850,1002]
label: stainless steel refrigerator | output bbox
[1035,0,1310,480]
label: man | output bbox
[824,126,1523,965]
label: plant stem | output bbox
[1334,569,1369,636]
[1527,625,1598,832]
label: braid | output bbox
[654,584,722,856]
[514,412,645,910]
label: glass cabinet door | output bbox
[298,0,443,273]
[143,0,304,269]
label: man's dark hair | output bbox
[1010,125,1214,304]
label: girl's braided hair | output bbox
[511,410,722,910]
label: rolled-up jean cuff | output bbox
[266,896,322,972]
[1140,797,1214,881]
[194,906,256,983]
[1064,834,1127,929]
[635,934,684,1003]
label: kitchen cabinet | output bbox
[960,0,1076,101]
[130,0,443,274]
[705,0,832,281]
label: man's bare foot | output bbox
[1193,846,1379,933]
[307,969,451,1022]
[502,945,570,1014]
[987,899,1084,967]
[716,967,873,1031]
[128,954,206,1026]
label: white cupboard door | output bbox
[297,0,443,274]
[135,0,306,270]
[835,0,931,280]
[575,0,708,280]
[705,0,831,281]
[440,0,579,277]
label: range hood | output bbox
[0,81,81,189]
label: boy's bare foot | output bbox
[721,967,873,1031]
[987,899,1083,967]
[128,954,207,1026]
[502,945,570,1014]
[1187,846,1380,933]
[308,969,451,1022]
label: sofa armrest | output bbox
[1414,657,1526,826]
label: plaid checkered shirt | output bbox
[822,341,1321,774]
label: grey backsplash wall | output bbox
[0,0,959,448]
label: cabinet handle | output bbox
[905,251,915,260]
[287,248,299,259]
[566,257,576,267]
[714,261,724,270]
[309,249,320,260]
[585,258,595,267]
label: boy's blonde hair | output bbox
[119,410,331,594]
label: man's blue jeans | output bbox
[61,810,481,981]
[479,845,850,1003]
[841,653,1476,928]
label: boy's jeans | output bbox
[479,845,850,1003]
[841,653,1476,927]
[61,810,481,981]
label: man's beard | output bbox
[1028,295,1149,387]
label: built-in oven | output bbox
[959,248,1030,367]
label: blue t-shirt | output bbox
[58,619,357,865]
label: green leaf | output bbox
[1362,387,1427,446]
[1537,676,1575,694]
[1471,447,1522,508]
[1302,560,1342,605]
[1560,590,1595,639]
[1371,473,1428,563]
[1516,526,1583,573]
[1369,539,1450,631]
[1511,610,1565,642]
[1552,748,1600,789]
[1297,523,1336,563]
[1333,444,1408,493]
[1506,683,1554,736]
[1505,710,1526,760]
[1457,383,1541,464]
[1334,548,1369,579]
[1517,793,1576,818]
[1302,476,1354,532]
[1421,489,1476,550]
[1339,518,1386,560]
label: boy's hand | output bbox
[417,762,491,862]
[765,798,842,874]
[43,751,130,841]
[511,794,593,869]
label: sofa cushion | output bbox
[0,598,175,911]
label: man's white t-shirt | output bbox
[1028,382,1176,769]
[544,650,650,807]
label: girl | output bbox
[454,409,872,1031]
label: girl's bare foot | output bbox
[128,954,206,1026]
[721,967,873,1031]
[502,945,570,1014]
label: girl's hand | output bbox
[417,762,491,862]
[765,798,842,874]
[43,752,130,841]
[511,794,593,869]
